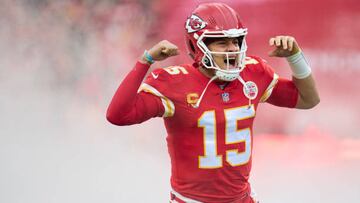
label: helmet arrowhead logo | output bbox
[185,14,207,33]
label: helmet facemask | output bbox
[196,28,248,81]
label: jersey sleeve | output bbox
[265,78,299,108]
[245,56,279,103]
[138,67,176,117]
[252,57,298,108]
[106,62,165,126]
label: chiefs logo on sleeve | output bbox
[185,14,207,33]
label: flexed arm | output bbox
[106,40,179,125]
[268,36,320,109]
[139,40,180,65]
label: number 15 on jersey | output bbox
[198,105,255,169]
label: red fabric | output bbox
[106,62,164,126]
[139,57,279,203]
[107,57,298,202]
[246,56,298,109]
[266,77,299,108]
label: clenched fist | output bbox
[140,40,179,65]
[268,36,301,57]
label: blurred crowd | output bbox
[0,0,166,105]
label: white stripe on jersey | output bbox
[138,83,175,117]
[171,190,203,203]
[260,73,279,102]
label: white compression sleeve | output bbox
[286,51,312,79]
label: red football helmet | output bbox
[185,3,248,81]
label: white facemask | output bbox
[196,28,248,81]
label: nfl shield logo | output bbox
[221,92,230,102]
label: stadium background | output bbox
[0,0,359,202]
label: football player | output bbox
[106,3,319,203]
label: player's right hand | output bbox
[141,40,179,64]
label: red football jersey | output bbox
[138,56,298,203]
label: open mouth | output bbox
[224,58,237,67]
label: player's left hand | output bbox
[268,36,301,57]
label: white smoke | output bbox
[1,1,359,203]
[0,1,170,203]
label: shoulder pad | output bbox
[245,56,269,65]
[146,65,190,84]
[162,65,190,76]
[245,56,260,65]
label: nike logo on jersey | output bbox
[151,72,159,79]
